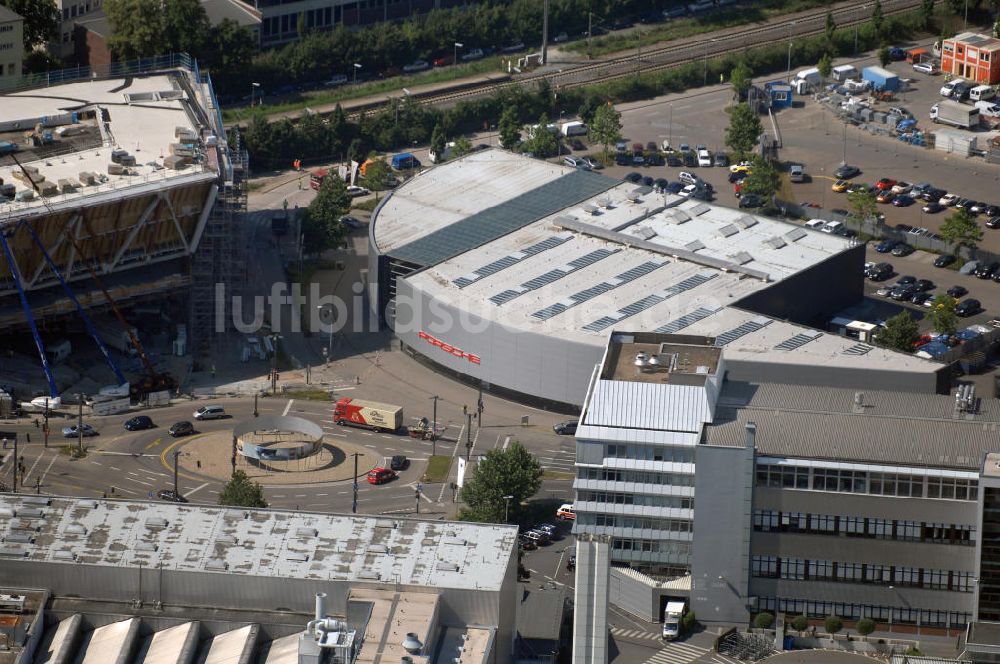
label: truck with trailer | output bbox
[333,397,404,433]
[930,100,980,129]
[862,66,900,92]
[662,601,687,640]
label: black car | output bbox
[390,455,409,471]
[975,261,1000,278]
[124,415,154,431]
[866,262,894,281]
[518,534,537,551]
[665,181,684,194]
[956,298,982,316]
[553,421,578,435]
[890,284,919,301]
[934,254,956,268]
[986,206,1000,217]
[739,194,764,208]
[653,178,670,192]
[646,153,665,166]
[168,420,195,437]
[728,171,748,183]
[615,153,631,166]
[911,292,933,306]
[891,243,914,257]
[625,172,642,183]
[157,489,189,503]
[923,201,944,214]
[641,175,655,187]
[834,164,861,179]
[947,285,969,298]
[568,138,586,151]
[666,153,682,167]
[682,152,697,167]
[914,279,934,292]
[987,217,1000,229]
[922,187,946,202]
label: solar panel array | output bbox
[774,329,822,351]
[453,234,572,289]
[582,271,718,333]
[654,306,721,334]
[714,317,772,347]
[489,248,619,305]
[532,261,665,321]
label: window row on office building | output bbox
[751,555,975,591]
[752,510,975,545]
[756,462,979,500]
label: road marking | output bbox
[145,438,162,450]
[158,433,210,480]
[24,451,45,485]
[184,482,210,499]
[123,477,153,487]
[90,461,103,466]
[273,494,286,498]
[39,453,58,484]
[110,466,122,471]
[316,493,328,497]
[282,399,294,416]
[361,432,373,436]
[128,472,139,476]
[503,436,511,451]
[294,494,307,498]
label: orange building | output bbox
[941,32,1000,84]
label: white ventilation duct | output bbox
[315,592,327,621]
[402,633,423,654]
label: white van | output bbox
[970,85,997,102]
[832,65,858,82]
[193,405,226,420]
[976,101,1000,117]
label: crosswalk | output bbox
[643,642,709,664]
[609,627,661,641]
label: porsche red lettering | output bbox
[419,331,481,365]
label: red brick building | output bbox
[941,32,1000,84]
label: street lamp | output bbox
[250,81,260,107]
[268,333,282,394]
[786,22,796,82]
[353,62,362,85]
[454,42,464,77]
[316,304,335,365]
[429,395,440,456]
[503,494,514,522]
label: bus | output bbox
[310,168,329,191]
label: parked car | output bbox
[960,260,981,275]
[625,172,642,183]
[713,152,729,167]
[552,31,569,43]
[124,416,154,431]
[866,262,893,280]
[402,60,430,73]
[340,215,363,229]
[914,279,935,292]
[62,424,98,438]
[977,262,1000,278]
[956,298,982,316]
[518,535,537,551]
[366,467,397,485]
[891,243,914,256]
[567,552,577,570]
[168,421,194,437]
[923,187,947,202]
[875,178,897,191]
[553,421,578,435]
[697,148,712,167]
[911,292,933,306]
[835,164,861,179]
[875,239,898,253]
[913,62,938,75]
[987,217,1000,229]
[947,285,969,298]
[460,48,484,61]
[678,171,700,186]
[892,195,915,207]
[556,503,576,520]
[940,193,960,206]
[156,489,188,503]
[934,254,956,268]
[923,201,944,214]
[739,193,764,208]
[831,180,850,193]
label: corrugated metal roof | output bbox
[517,583,566,641]
[586,381,714,433]
[388,169,616,267]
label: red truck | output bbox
[333,397,404,433]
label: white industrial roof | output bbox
[0,73,218,220]
[78,618,136,664]
[0,496,516,593]
[200,625,256,664]
[393,150,938,377]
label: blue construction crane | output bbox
[0,229,60,400]
[17,220,128,387]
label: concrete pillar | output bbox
[573,534,611,664]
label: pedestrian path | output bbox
[642,641,710,664]
[609,626,661,642]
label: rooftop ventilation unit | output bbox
[0,594,25,612]
[145,517,168,529]
[402,633,423,654]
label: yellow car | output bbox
[730,163,752,175]
[831,179,850,192]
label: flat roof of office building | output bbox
[388,150,939,378]
[705,380,1000,470]
[0,495,517,592]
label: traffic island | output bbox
[169,415,379,486]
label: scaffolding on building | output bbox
[189,130,248,355]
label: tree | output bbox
[817,53,833,84]
[430,123,447,161]
[453,136,472,157]
[927,294,959,335]
[742,156,780,201]
[363,158,391,201]
[104,0,164,59]
[856,618,876,636]
[940,207,983,253]
[824,11,837,51]
[498,106,521,150]
[791,615,809,632]
[682,611,697,632]
[304,174,349,253]
[458,441,543,523]
[754,612,775,629]
[219,470,268,508]
[526,114,559,158]
[824,615,843,635]
[878,310,919,353]
[877,46,891,68]
[210,18,255,71]
[589,102,623,154]
[162,0,210,56]
[920,0,936,30]
[847,188,879,225]
[724,103,763,158]
[730,61,753,100]
[0,0,58,50]
[872,0,884,36]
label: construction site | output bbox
[0,60,247,410]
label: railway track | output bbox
[368,0,928,115]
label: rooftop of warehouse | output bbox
[0,496,517,592]
[0,71,221,221]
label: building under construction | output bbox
[0,60,246,400]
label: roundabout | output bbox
[162,415,380,486]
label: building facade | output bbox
[574,332,1000,634]
[0,5,23,87]
[941,32,1000,84]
